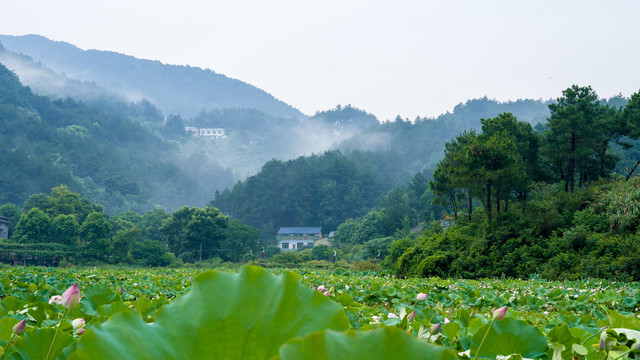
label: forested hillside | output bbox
[0,34,303,119]
[0,63,226,213]
[375,86,640,280]
[212,150,411,234]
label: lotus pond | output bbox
[0,265,639,359]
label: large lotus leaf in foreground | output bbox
[470,318,547,359]
[69,266,349,359]
[280,327,458,360]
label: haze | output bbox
[2,0,639,121]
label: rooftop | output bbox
[277,227,322,235]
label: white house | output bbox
[184,127,227,138]
[277,227,322,251]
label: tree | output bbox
[429,166,460,219]
[545,86,604,192]
[140,208,171,242]
[431,131,479,220]
[161,206,229,262]
[51,214,79,245]
[161,206,196,256]
[224,219,261,262]
[79,212,111,244]
[131,239,173,266]
[480,113,540,208]
[14,208,51,243]
[623,90,640,138]
[112,226,141,262]
[183,207,229,261]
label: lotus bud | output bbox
[407,311,416,322]
[388,313,398,319]
[598,339,605,351]
[416,292,427,301]
[62,283,81,309]
[72,318,86,330]
[12,319,26,335]
[429,322,442,335]
[323,290,330,296]
[631,342,640,353]
[317,285,325,292]
[48,295,62,305]
[76,328,85,335]
[492,306,507,321]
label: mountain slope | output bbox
[0,34,304,119]
[0,62,229,213]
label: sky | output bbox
[2,0,640,121]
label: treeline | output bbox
[378,85,640,280]
[212,150,412,236]
[0,186,262,266]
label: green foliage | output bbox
[213,151,396,235]
[594,177,640,232]
[351,260,382,272]
[470,318,548,359]
[161,206,229,262]
[14,208,51,243]
[0,63,220,213]
[280,327,457,360]
[131,239,175,267]
[69,266,349,359]
[79,212,111,243]
[51,214,79,246]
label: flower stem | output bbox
[2,333,16,360]
[610,350,631,360]
[46,308,67,360]
[473,319,495,360]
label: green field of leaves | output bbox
[0,265,639,359]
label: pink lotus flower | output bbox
[72,318,85,330]
[62,283,81,309]
[492,306,507,321]
[48,295,62,305]
[387,313,398,319]
[416,293,427,301]
[323,290,330,296]
[317,285,326,292]
[13,319,26,335]
[444,317,450,324]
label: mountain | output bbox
[0,62,233,213]
[0,34,304,119]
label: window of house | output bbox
[281,242,289,249]
[297,242,304,249]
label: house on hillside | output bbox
[277,227,322,251]
[0,216,10,239]
[185,126,226,138]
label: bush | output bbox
[351,260,382,272]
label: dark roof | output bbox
[277,227,322,235]
[0,216,9,224]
